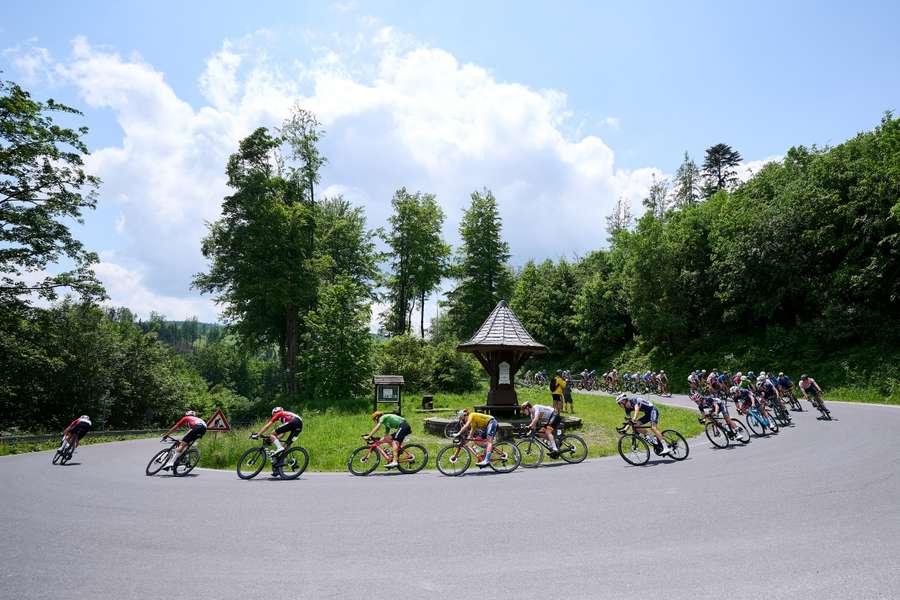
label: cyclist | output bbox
[730,385,755,417]
[616,393,672,455]
[255,406,303,463]
[161,410,207,470]
[705,370,719,395]
[455,408,498,467]
[691,392,740,438]
[777,372,794,396]
[688,370,701,394]
[364,411,411,469]
[798,374,824,405]
[657,371,669,395]
[60,415,92,454]
[521,400,562,457]
[758,374,785,417]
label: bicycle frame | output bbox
[361,435,416,464]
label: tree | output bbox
[672,151,701,209]
[605,196,633,241]
[701,143,742,197]
[194,127,318,398]
[381,188,449,337]
[642,174,670,220]
[279,107,327,205]
[445,189,513,339]
[0,79,105,308]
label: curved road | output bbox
[2,396,898,600]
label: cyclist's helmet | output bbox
[778,372,784,377]
[457,408,469,420]
[740,375,748,382]
[735,371,742,378]
[616,393,629,405]
[747,371,756,378]
[660,370,665,374]
[185,410,195,416]
[730,386,739,395]
[760,371,767,378]
[520,400,532,409]
[371,411,383,421]
[757,376,765,384]
[272,406,283,416]
[800,374,808,380]
[80,415,90,420]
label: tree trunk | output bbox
[420,290,426,338]
[285,305,297,397]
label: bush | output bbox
[431,341,480,393]
[375,335,433,391]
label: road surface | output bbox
[2,395,897,600]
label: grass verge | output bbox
[0,432,162,457]
[196,387,704,472]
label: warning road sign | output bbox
[206,408,231,432]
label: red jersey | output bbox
[269,410,300,425]
[67,417,91,429]
[174,415,206,429]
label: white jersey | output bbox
[532,404,556,422]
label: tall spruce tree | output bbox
[701,143,743,197]
[445,189,513,339]
[672,151,701,209]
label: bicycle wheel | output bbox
[705,422,729,448]
[662,430,689,461]
[237,447,267,479]
[173,448,200,476]
[789,395,802,412]
[765,414,779,434]
[731,419,751,444]
[277,447,309,480]
[52,450,62,465]
[746,412,766,437]
[443,421,461,438]
[347,446,379,476]
[618,434,650,466]
[558,434,588,464]
[436,445,470,476]
[516,438,544,468]
[489,441,521,473]
[397,444,428,474]
[145,449,171,476]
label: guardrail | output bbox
[0,429,168,444]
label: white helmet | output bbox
[185,410,195,417]
[616,393,629,404]
[80,415,90,421]
[520,400,532,409]
[730,386,739,394]
[272,406,283,416]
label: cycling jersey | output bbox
[466,412,495,431]
[799,379,821,395]
[269,410,301,425]
[378,413,406,432]
[759,381,778,399]
[777,376,792,389]
[174,415,206,429]
[67,417,92,429]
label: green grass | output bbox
[0,432,162,457]
[196,387,704,472]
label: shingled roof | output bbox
[457,300,548,353]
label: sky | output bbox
[2,0,899,324]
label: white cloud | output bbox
[737,155,782,182]
[2,38,55,84]
[93,261,219,321]
[8,22,696,322]
[600,116,621,129]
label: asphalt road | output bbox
[2,395,898,600]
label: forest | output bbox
[2,75,898,431]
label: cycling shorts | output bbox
[182,423,207,444]
[716,401,729,416]
[70,422,91,439]
[275,417,303,444]
[637,407,660,426]
[478,418,499,440]
[543,412,562,430]
[392,421,411,444]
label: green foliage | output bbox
[445,188,514,339]
[0,79,105,307]
[701,142,742,197]
[381,188,449,336]
[430,340,480,393]
[375,335,434,391]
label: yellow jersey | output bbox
[466,412,494,430]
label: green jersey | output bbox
[378,413,406,432]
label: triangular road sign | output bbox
[206,408,231,432]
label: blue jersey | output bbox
[778,376,792,388]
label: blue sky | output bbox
[3,1,898,322]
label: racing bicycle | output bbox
[145,436,201,477]
[347,434,428,475]
[699,410,750,448]
[513,425,588,467]
[616,419,689,466]
[52,438,76,465]
[236,434,310,480]
[435,434,521,476]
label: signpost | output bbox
[207,408,231,432]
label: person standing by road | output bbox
[562,372,575,413]
[551,370,565,412]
